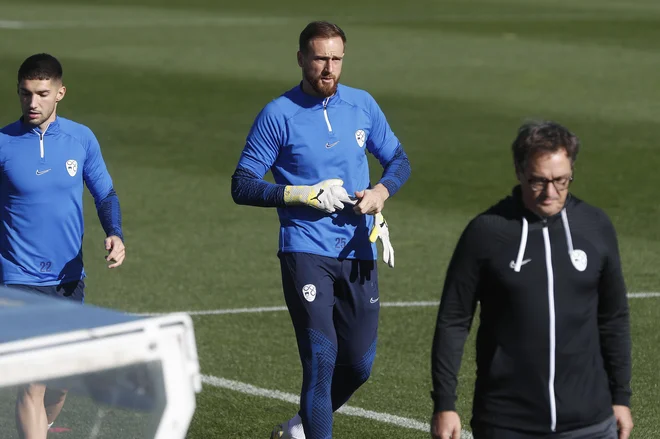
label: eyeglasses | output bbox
[527,175,573,192]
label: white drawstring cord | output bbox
[513,216,529,272]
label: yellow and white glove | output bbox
[369,212,394,268]
[283,179,355,214]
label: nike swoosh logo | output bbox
[36,169,51,175]
[370,297,379,304]
[509,259,532,269]
[325,140,340,149]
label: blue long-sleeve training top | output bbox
[232,83,410,260]
[0,116,123,285]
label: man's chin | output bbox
[23,118,40,126]
[314,81,337,97]
[537,202,563,217]
[22,112,44,123]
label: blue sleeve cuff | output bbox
[96,189,123,241]
[378,146,411,197]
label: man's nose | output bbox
[544,181,559,197]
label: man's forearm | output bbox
[431,322,470,412]
[231,167,286,208]
[378,146,411,197]
[96,189,123,240]
[599,311,632,406]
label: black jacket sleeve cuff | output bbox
[611,390,631,407]
[431,391,456,412]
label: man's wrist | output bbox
[283,185,309,205]
[372,183,390,202]
[107,231,124,241]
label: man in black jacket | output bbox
[430,121,633,439]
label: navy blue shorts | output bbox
[6,280,86,303]
[278,252,379,365]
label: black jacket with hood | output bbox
[431,186,631,434]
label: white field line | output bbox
[0,20,25,29]
[627,292,660,298]
[137,305,288,317]
[201,374,474,439]
[137,293,660,316]
[0,17,293,30]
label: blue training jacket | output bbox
[0,116,115,285]
[236,83,402,260]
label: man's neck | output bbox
[301,79,320,98]
[38,113,57,133]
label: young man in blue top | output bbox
[1,53,125,439]
[232,21,411,439]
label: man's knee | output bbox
[341,339,377,385]
[302,328,338,380]
[17,384,47,402]
[350,359,374,386]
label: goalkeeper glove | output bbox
[369,212,394,268]
[283,179,355,214]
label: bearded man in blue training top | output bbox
[231,21,410,439]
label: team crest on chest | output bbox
[570,249,587,272]
[66,160,78,177]
[355,129,366,148]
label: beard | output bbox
[304,69,339,98]
[22,111,45,126]
[22,106,54,127]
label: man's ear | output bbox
[56,85,66,102]
[297,51,304,68]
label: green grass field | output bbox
[1,0,659,437]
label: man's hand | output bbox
[431,411,462,439]
[613,405,633,439]
[105,236,125,269]
[284,179,355,214]
[369,212,394,268]
[353,184,389,215]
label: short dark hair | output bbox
[512,121,580,174]
[299,21,346,53]
[18,53,63,83]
